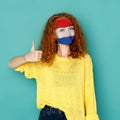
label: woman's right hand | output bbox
[24,41,43,62]
[8,41,43,68]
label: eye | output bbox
[59,28,65,32]
[69,26,74,30]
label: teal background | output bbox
[0,0,120,120]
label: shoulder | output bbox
[82,53,93,66]
[73,54,92,65]
[84,53,92,61]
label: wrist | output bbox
[24,54,29,62]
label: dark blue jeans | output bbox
[38,105,67,120]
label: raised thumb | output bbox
[31,41,35,51]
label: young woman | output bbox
[8,12,99,120]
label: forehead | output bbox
[55,17,72,29]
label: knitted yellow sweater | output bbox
[15,54,99,120]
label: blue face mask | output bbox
[57,36,74,45]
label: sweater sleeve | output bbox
[84,54,99,120]
[15,62,36,79]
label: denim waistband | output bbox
[38,105,67,120]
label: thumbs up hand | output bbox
[24,41,43,62]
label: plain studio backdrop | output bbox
[0,0,120,120]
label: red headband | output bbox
[55,18,72,29]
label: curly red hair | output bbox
[39,12,88,64]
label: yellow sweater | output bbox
[15,54,99,120]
